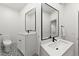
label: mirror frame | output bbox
[41,3,59,40]
[25,8,36,32]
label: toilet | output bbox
[2,35,12,53]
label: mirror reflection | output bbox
[41,3,59,40]
[25,8,36,33]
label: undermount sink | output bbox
[41,38,74,56]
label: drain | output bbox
[56,48,58,50]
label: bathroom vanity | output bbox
[40,38,74,56]
[17,7,37,56]
[17,32,37,56]
[40,3,74,56]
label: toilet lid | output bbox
[3,39,12,45]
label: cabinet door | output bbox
[17,35,25,55]
[25,35,30,56]
[25,33,37,56]
[63,45,74,56]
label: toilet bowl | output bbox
[2,35,12,53]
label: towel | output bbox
[61,25,65,38]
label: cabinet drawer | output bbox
[17,36,25,55]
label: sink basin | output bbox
[48,39,68,51]
[41,38,74,56]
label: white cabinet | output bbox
[62,45,74,56]
[40,46,49,56]
[40,44,74,56]
[40,39,74,56]
[17,32,37,56]
[17,35,25,55]
[25,33,37,56]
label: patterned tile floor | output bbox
[0,42,38,56]
[0,48,23,56]
[0,42,24,56]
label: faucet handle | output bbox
[52,37,57,42]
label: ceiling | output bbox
[0,3,27,11]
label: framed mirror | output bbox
[41,3,59,40]
[25,8,36,33]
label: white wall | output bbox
[62,4,78,56]
[0,5,20,42]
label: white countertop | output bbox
[18,32,37,36]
